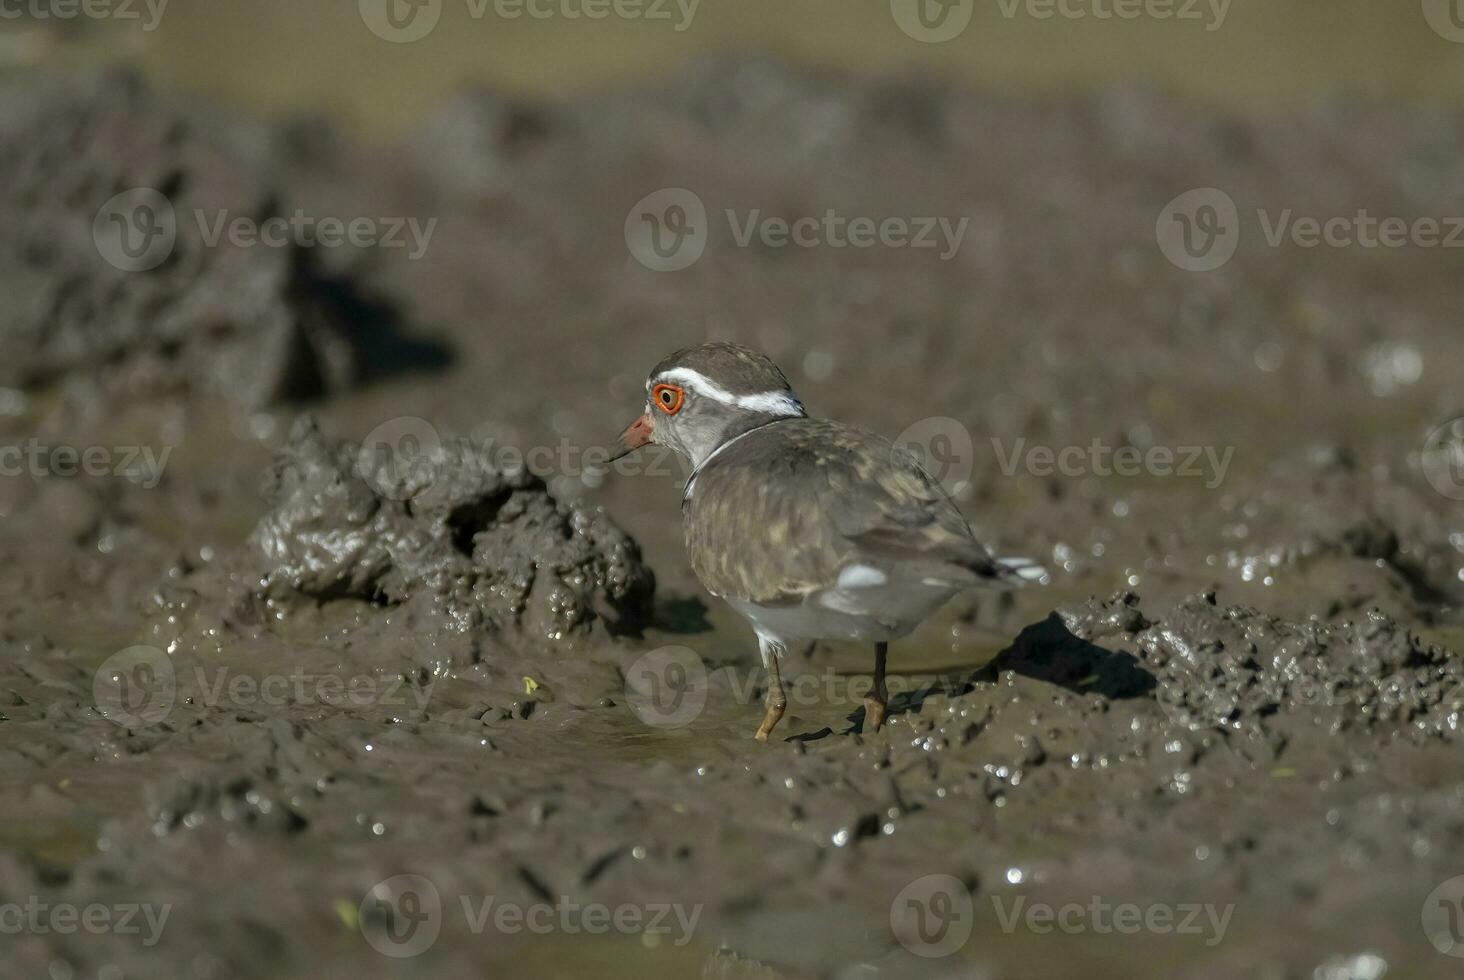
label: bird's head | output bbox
[612,343,806,468]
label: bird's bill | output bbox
[607,412,654,462]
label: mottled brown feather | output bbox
[683,418,997,604]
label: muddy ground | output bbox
[2,58,1464,979]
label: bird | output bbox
[610,342,1041,742]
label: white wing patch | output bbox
[820,565,889,613]
[836,564,888,589]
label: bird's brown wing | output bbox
[682,418,997,605]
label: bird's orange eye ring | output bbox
[651,383,684,415]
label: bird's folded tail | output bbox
[993,555,1049,586]
[928,554,1049,591]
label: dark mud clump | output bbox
[1129,592,1464,740]
[159,417,654,664]
[0,69,436,409]
[969,590,1464,816]
[1011,591,1464,742]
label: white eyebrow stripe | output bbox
[651,367,806,417]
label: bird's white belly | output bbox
[726,580,959,645]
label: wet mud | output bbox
[2,57,1463,979]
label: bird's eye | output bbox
[652,383,684,415]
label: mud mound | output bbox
[1133,592,1463,740]
[1035,591,1464,743]
[178,417,654,653]
[0,69,436,409]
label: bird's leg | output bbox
[864,641,889,732]
[754,639,787,743]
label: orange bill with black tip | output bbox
[608,412,654,462]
